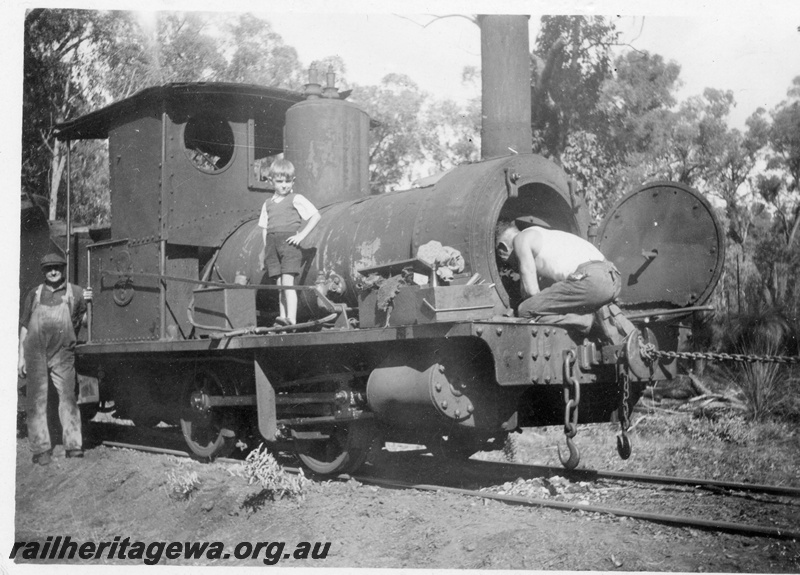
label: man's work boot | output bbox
[596,304,636,345]
[32,451,51,466]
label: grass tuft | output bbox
[238,444,308,501]
[166,469,201,501]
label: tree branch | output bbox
[393,14,478,28]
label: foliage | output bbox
[422,98,480,173]
[559,130,615,218]
[165,469,201,501]
[238,444,308,501]
[501,434,518,462]
[724,336,798,423]
[22,9,137,222]
[531,15,620,160]
[350,74,430,192]
[70,139,111,227]
[218,14,303,88]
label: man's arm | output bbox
[18,326,27,378]
[513,232,540,298]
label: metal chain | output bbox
[563,351,580,438]
[640,344,800,365]
[618,370,630,431]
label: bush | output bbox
[238,444,308,501]
[166,469,201,501]
[728,337,797,422]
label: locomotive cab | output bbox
[54,83,306,342]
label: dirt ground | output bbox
[8,420,800,572]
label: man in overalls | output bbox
[18,253,89,465]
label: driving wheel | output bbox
[294,421,375,475]
[180,367,236,460]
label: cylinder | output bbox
[479,15,532,159]
[284,97,370,206]
[215,154,575,312]
[366,342,521,433]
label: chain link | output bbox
[640,344,800,365]
[563,351,580,438]
[618,370,630,431]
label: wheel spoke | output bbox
[295,422,375,475]
[180,367,237,460]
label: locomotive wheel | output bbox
[180,368,236,460]
[295,421,375,475]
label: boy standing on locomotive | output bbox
[258,158,321,327]
[18,253,90,465]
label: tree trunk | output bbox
[49,138,66,221]
[787,204,800,249]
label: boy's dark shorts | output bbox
[264,232,302,277]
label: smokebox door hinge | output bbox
[504,168,519,198]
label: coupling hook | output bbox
[558,435,581,470]
[616,432,632,460]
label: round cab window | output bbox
[183,115,235,173]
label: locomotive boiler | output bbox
[47,16,725,474]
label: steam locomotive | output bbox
[44,17,725,474]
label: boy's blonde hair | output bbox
[269,158,295,179]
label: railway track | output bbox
[92,427,800,542]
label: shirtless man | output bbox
[496,218,623,333]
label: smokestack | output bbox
[478,15,532,159]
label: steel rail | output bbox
[99,440,799,540]
[353,475,800,541]
[100,440,301,470]
[468,459,800,498]
[101,441,241,465]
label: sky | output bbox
[256,7,800,130]
[3,0,800,128]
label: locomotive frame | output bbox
[40,16,726,474]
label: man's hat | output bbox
[40,253,67,268]
[515,216,552,230]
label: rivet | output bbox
[476,327,484,336]
[441,401,448,409]
[532,375,539,383]
[517,351,524,359]
[532,351,538,360]
[454,410,461,418]
[544,329,550,336]
[544,352,551,360]
[496,327,503,336]
[466,404,474,413]
[438,365,445,373]
[532,328,538,337]
[435,383,442,392]
[545,376,551,383]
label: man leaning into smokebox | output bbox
[18,253,91,465]
[496,217,635,342]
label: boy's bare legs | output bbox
[282,273,297,324]
[277,275,287,320]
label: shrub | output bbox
[728,335,796,422]
[502,434,518,462]
[238,444,308,501]
[166,469,201,501]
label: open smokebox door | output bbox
[596,181,726,318]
